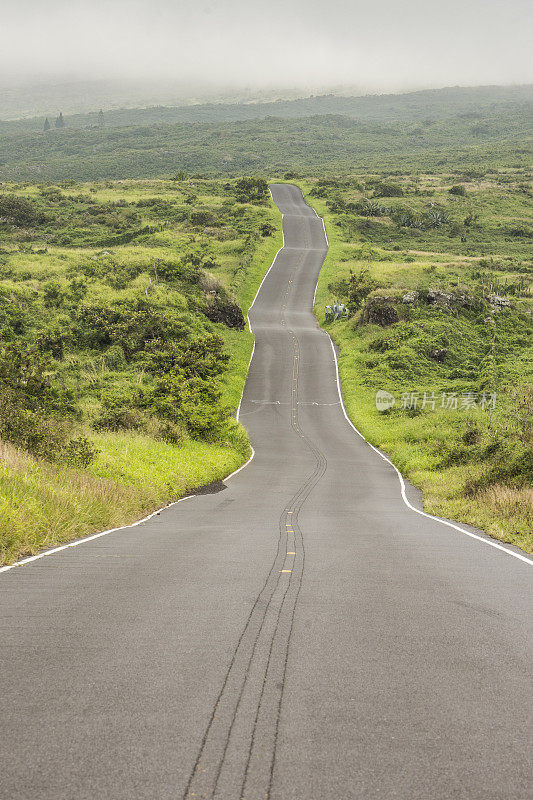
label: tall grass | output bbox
[0,432,249,565]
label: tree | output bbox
[43,117,51,132]
[98,109,104,127]
[55,112,65,129]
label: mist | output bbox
[1,0,532,95]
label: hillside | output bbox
[2,84,532,133]
[0,103,531,182]
[305,164,532,551]
[0,176,281,563]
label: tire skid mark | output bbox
[182,224,328,800]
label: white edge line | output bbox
[237,192,284,418]
[235,340,255,422]
[327,336,532,566]
[224,445,256,481]
[0,494,195,574]
[1,194,285,575]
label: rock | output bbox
[402,291,419,305]
[363,296,399,326]
[426,288,453,307]
[429,348,447,363]
[203,296,245,329]
[426,288,476,310]
[487,293,511,310]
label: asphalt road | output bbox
[1,184,531,800]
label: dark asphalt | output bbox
[1,184,531,800]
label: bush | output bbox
[61,436,99,468]
[449,185,467,196]
[373,182,404,198]
[0,396,66,460]
[43,280,64,307]
[157,420,186,446]
[92,407,145,432]
[190,210,217,227]
[361,295,400,327]
[0,194,38,227]
[202,293,245,329]
[0,342,71,414]
[233,177,269,205]
[331,268,382,313]
[145,373,228,439]
[104,344,127,370]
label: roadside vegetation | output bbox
[303,169,532,553]
[1,85,531,561]
[0,176,281,563]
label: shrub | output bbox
[0,396,66,461]
[190,210,217,227]
[146,373,228,439]
[373,182,404,198]
[61,436,99,468]
[157,420,186,446]
[92,407,145,432]
[104,344,127,370]
[202,293,245,329]
[43,280,64,308]
[0,342,71,414]
[233,177,269,205]
[36,328,67,360]
[361,296,400,327]
[344,269,382,312]
[0,194,38,227]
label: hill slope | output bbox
[2,84,532,133]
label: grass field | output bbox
[0,178,282,563]
[302,171,532,553]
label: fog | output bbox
[1,0,532,93]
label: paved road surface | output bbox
[1,185,531,800]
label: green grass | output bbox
[0,439,153,564]
[0,434,248,564]
[0,178,282,564]
[302,174,533,554]
[89,432,246,491]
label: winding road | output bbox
[1,184,531,800]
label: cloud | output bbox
[1,0,532,91]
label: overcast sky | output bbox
[1,0,532,92]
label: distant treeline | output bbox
[1,84,532,134]
[0,107,531,182]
